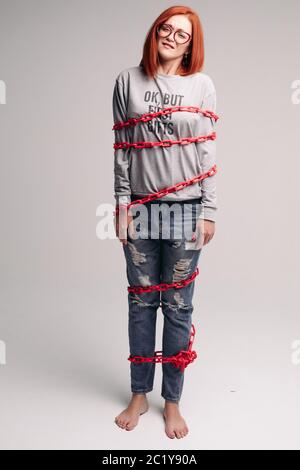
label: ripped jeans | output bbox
[122,195,203,403]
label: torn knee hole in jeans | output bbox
[127,242,147,266]
[130,293,159,308]
[172,258,192,283]
[161,293,190,312]
[137,274,151,286]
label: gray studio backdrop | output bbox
[0,0,300,450]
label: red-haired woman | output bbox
[113,5,218,439]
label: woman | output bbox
[112,5,218,439]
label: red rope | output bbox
[113,132,216,150]
[112,105,219,372]
[128,267,199,294]
[112,105,219,131]
[128,324,197,373]
[114,164,217,216]
[113,106,218,216]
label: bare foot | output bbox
[115,393,149,431]
[163,401,189,439]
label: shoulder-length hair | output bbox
[139,5,205,79]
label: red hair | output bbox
[139,5,205,79]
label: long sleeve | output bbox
[197,88,218,222]
[112,78,132,207]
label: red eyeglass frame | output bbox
[156,23,192,44]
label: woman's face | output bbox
[157,14,192,62]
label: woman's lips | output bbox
[162,42,174,49]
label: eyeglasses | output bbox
[157,23,191,45]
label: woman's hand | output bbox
[114,207,134,245]
[191,219,216,246]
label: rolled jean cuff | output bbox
[162,395,180,403]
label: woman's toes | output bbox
[115,399,148,431]
[175,427,188,438]
[125,420,136,431]
[163,407,189,439]
[118,419,126,428]
[166,427,176,438]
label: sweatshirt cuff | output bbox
[199,206,217,222]
[115,195,131,206]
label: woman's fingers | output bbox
[114,210,133,244]
[191,219,215,246]
[203,220,215,245]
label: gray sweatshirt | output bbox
[112,65,218,222]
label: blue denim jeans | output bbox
[122,195,203,403]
